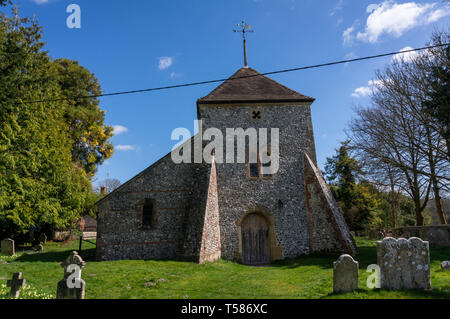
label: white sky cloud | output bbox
[391,46,420,63]
[170,72,183,79]
[355,1,449,43]
[116,145,136,151]
[158,56,173,70]
[31,0,49,4]
[330,0,344,16]
[351,80,382,98]
[343,24,356,45]
[112,125,128,136]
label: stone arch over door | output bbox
[236,207,283,264]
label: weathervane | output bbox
[233,21,254,68]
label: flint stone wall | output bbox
[393,226,450,246]
[377,237,431,290]
[96,140,198,261]
[198,103,317,260]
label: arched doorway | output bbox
[241,213,270,265]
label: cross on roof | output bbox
[7,272,26,299]
[233,21,253,68]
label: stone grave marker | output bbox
[441,261,450,271]
[377,237,431,290]
[56,251,86,299]
[38,233,47,244]
[333,254,359,293]
[7,272,26,299]
[1,238,14,256]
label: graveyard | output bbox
[1,237,449,299]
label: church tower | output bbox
[196,67,355,264]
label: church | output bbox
[95,64,357,264]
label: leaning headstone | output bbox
[441,261,450,271]
[377,237,431,290]
[1,238,14,256]
[56,251,86,299]
[38,233,47,244]
[333,254,359,293]
[7,273,26,299]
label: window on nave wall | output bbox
[142,199,154,227]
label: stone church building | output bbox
[96,67,356,265]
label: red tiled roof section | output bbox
[197,67,314,104]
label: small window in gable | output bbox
[142,199,154,227]
[251,109,262,121]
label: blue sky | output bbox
[3,0,449,187]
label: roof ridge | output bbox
[197,67,314,104]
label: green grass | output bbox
[0,238,449,299]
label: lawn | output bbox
[1,237,449,299]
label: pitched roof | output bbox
[197,67,314,104]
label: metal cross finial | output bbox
[233,21,254,68]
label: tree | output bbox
[422,32,450,161]
[348,31,450,226]
[325,141,380,230]
[0,8,107,237]
[52,59,114,178]
[99,178,121,194]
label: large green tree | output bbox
[0,9,105,237]
[52,59,113,177]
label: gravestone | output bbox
[1,238,14,256]
[7,272,26,299]
[56,251,86,299]
[441,261,450,271]
[333,254,359,293]
[377,237,431,290]
[38,233,47,244]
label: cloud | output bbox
[344,52,358,66]
[391,46,420,63]
[355,1,450,43]
[330,0,344,16]
[170,72,183,79]
[158,57,173,70]
[31,0,49,4]
[116,145,136,151]
[351,80,382,98]
[112,125,128,136]
[343,23,357,45]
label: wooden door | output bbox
[241,213,270,265]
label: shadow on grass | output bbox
[324,288,450,299]
[15,248,96,263]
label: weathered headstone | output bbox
[33,244,43,252]
[7,272,26,299]
[56,251,86,299]
[333,254,359,293]
[441,261,450,271]
[38,233,47,244]
[377,237,431,290]
[1,238,14,256]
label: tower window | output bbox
[249,162,259,178]
[142,199,153,227]
[261,148,273,178]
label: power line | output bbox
[19,43,449,104]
